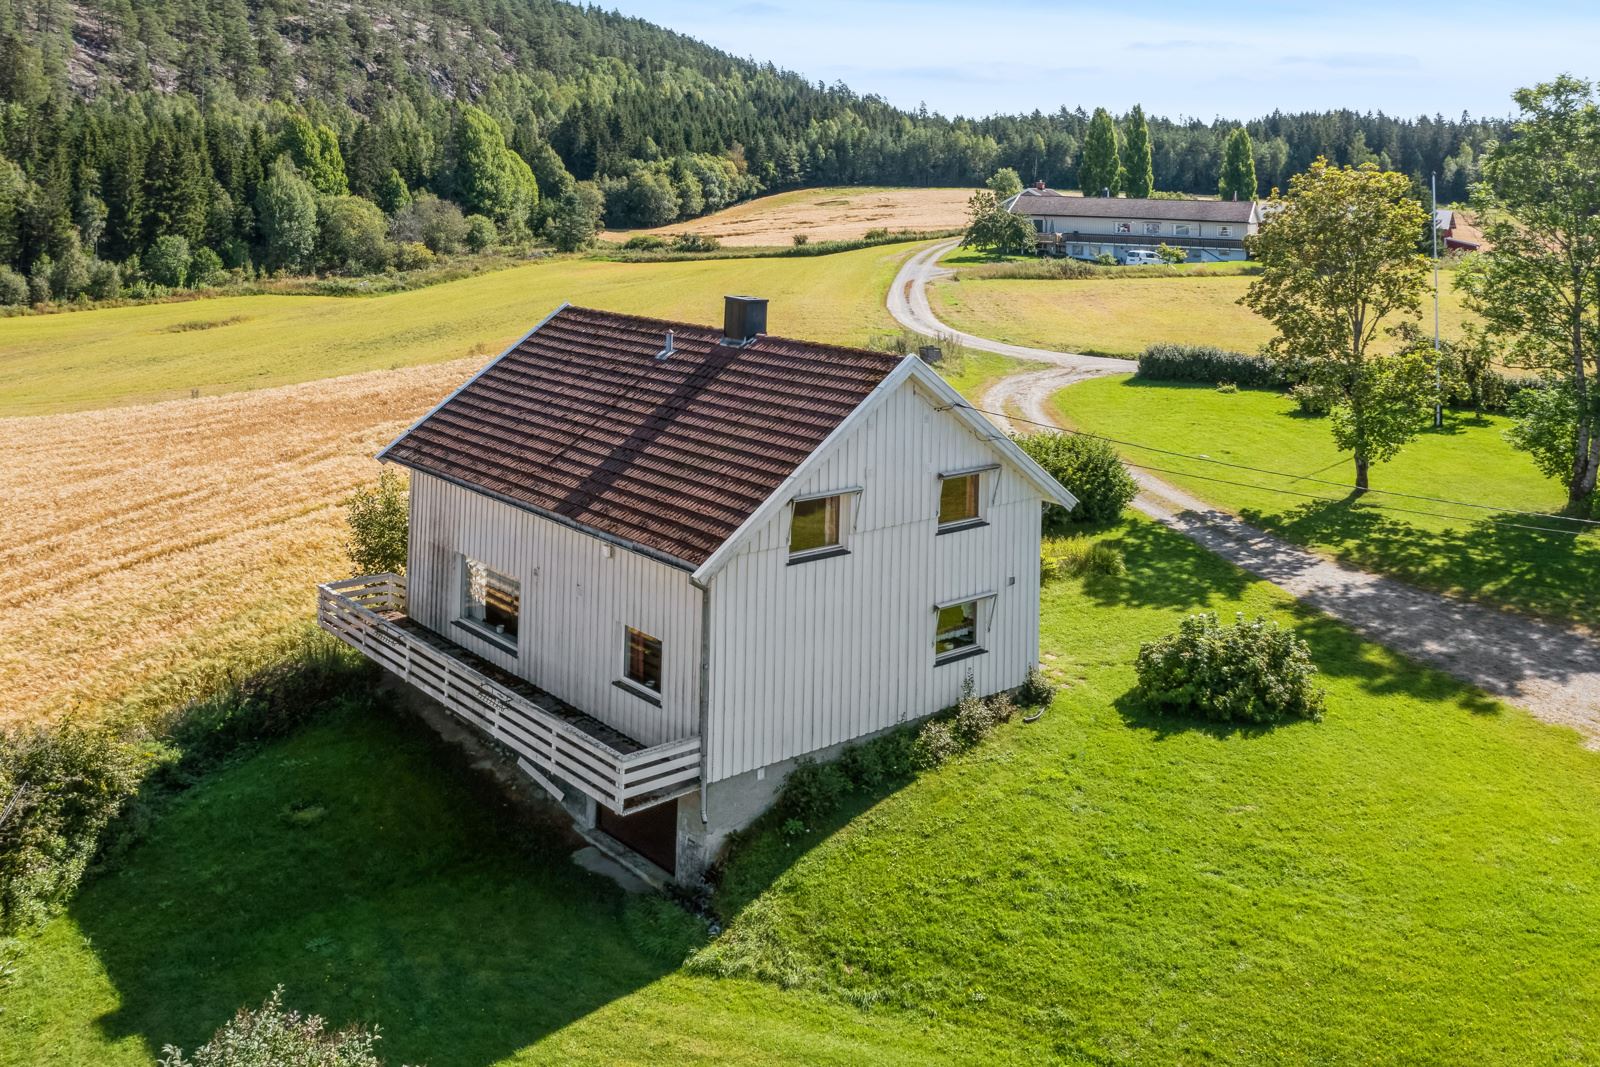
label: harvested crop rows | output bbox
[0,359,477,724]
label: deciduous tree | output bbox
[986,166,1022,199]
[1243,159,1431,490]
[1460,75,1600,514]
[961,189,1034,257]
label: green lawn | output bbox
[8,518,1600,1064]
[1054,376,1600,629]
[928,272,1474,359]
[0,242,919,416]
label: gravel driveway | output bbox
[889,241,1600,744]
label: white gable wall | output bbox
[703,376,1043,783]
[407,472,701,748]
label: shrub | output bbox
[464,213,499,252]
[390,241,435,271]
[1291,381,1336,416]
[1215,380,1238,394]
[0,265,27,305]
[1136,342,1287,388]
[158,986,385,1067]
[1155,243,1188,264]
[1017,665,1057,708]
[343,470,408,575]
[1041,536,1127,580]
[1014,431,1138,529]
[190,247,227,287]
[952,676,1000,747]
[318,197,391,274]
[791,233,808,246]
[836,742,886,790]
[910,719,959,769]
[146,235,192,288]
[85,259,122,300]
[621,234,669,251]
[1135,612,1326,724]
[864,227,889,240]
[390,193,468,254]
[776,757,847,826]
[671,232,720,252]
[0,725,146,931]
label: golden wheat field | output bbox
[0,359,479,725]
[600,186,972,246]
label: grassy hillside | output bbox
[8,518,1600,1063]
[928,272,1475,359]
[1055,377,1600,629]
[0,242,915,417]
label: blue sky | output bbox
[612,0,1597,119]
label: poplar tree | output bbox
[1218,127,1257,201]
[1078,108,1121,197]
[1123,105,1153,199]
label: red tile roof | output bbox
[381,305,906,568]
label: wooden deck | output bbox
[318,574,701,813]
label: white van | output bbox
[1122,249,1163,266]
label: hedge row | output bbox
[1134,343,1289,388]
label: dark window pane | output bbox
[935,600,979,656]
[790,496,841,554]
[626,627,663,692]
[939,474,979,525]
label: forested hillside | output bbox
[0,0,1504,304]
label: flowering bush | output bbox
[1134,612,1325,724]
[159,987,385,1067]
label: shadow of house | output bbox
[70,705,698,1067]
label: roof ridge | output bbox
[557,304,908,365]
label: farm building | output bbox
[319,298,1076,883]
[1004,183,1260,262]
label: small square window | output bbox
[938,473,981,527]
[790,495,843,557]
[1218,226,1232,237]
[1174,223,1191,237]
[1115,221,1132,234]
[624,627,663,693]
[1144,222,1161,236]
[1032,218,1045,233]
[459,557,519,647]
[935,600,981,659]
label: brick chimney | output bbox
[1035,179,1046,190]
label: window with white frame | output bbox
[1144,222,1161,235]
[1174,223,1191,237]
[622,626,663,695]
[1218,225,1232,237]
[934,597,987,661]
[789,494,846,560]
[1115,221,1132,234]
[937,469,991,531]
[458,556,519,649]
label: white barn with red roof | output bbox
[319,297,1075,881]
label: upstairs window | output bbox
[1218,225,1233,237]
[1174,223,1192,237]
[789,494,845,560]
[1144,222,1162,235]
[937,472,983,530]
[1115,221,1132,234]
[459,556,519,650]
[623,627,663,694]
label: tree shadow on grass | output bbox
[1076,518,1255,612]
[1242,496,1600,632]
[68,703,691,1067]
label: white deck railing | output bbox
[318,574,701,814]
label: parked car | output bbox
[1122,249,1163,266]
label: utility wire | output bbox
[955,402,1600,531]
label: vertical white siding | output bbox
[407,473,700,748]
[704,377,1044,782]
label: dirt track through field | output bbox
[890,241,1600,745]
[0,359,476,724]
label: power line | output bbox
[958,402,1600,531]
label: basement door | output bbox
[596,801,678,875]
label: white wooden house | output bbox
[1004,184,1260,262]
[319,298,1076,881]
